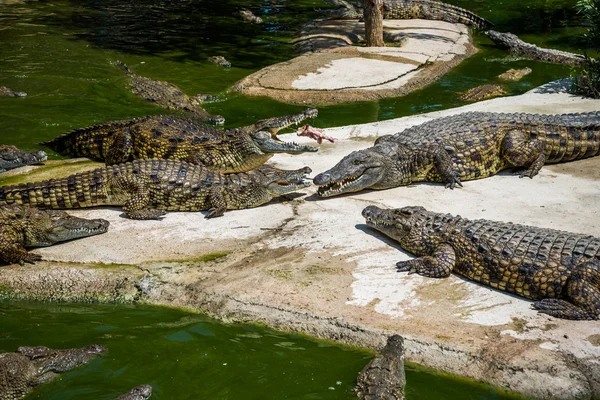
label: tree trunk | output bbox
[364,0,384,47]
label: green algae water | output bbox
[0,301,522,400]
[0,0,596,153]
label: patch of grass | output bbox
[155,251,230,264]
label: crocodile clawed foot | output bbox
[396,260,418,274]
[205,208,225,219]
[445,177,463,189]
[21,253,43,265]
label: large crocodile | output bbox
[314,111,600,197]
[41,109,319,173]
[0,159,311,219]
[320,0,492,29]
[486,30,586,65]
[116,61,225,125]
[0,344,106,400]
[362,205,600,320]
[113,385,153,400]
[0,204,109,265]
[0,145,47,173]
[356,335,405,400]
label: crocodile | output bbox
[239,9,263,24]
[0,86,27,97]
[0,145,47,173]
[41,109,319,173]
[116,61,225,125]
[459,84,507,102]
[356,335,405,400]
[0,344,106,400]
[362,205,600,320]
[0,159,312,220]
[113,385,153,400]
[497,67,532,81]
[207,56,232,68]
[320,0,493,29]
[486,30,586,65]
[0,204,109,265]
[314,111,600,197]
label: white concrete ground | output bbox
[3,80,600,399]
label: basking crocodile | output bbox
[0,86,27,97]
[0,344,106,400]
[356,335,405,400]
[362,205,600,320]
[0,204,109,265]
[0,145,47,173]
[314,111,600,197]
[486,30,586,65]
[113,385,153,400]
[0,159,312,219]
[116,61,225,125]
[42,109,319,173]
[320,0,492,29]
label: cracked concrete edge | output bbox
[1,263,597,400]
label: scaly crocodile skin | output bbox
[363,205,600,320]
[0,145,47,173]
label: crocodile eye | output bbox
[352,159,362,165]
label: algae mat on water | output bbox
[0,301,524,399]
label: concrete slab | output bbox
[232,19,476,105]
[1,80,600,399]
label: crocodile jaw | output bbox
[251,131,318,154]
[265,166,313,196]
[28,210,110,246]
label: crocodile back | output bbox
[385,0,492,29]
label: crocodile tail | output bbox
[40,119,136,161]
[415,0,493,29]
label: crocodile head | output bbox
[250,131,318,154]
[252,108,319,135]
[314,144,405,197]
[318,0,363,19]
[36,344,107,374]
[256,165,313,197]
[207,114,226,126]
[484,30,518,48]
[5,206,110,247]
[117,385,153,400]
[362,205,429,249]
[0,145,47,172]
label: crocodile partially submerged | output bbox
[459,84,507,102]
[207,56,232,68]
[113,385,153,400]
[356,335,406,400]
[0,204,109,265]
[0,145,47,173]
[41,109,319,173]
[362,205,600,320]
[0,86,27,97]
[0,344,106,400]
[320,0,492,29]
[314,111,600,197]
[486,30,586,65]
[116,61,225,125]
[0,159,312,219]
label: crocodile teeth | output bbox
[316,176,359,196]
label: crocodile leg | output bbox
[109,175,166,220]
[0,226,42,265]
[104,129,133,165]
[501,130,546,178]
[205,188,227,218]
[533,260,600,320]
[396,244,456,278]
[429,147,463,189]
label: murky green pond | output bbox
[0,301,522,399]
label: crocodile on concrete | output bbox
[0,159,312,220]
[41,109,319,173]
[356,335,405,400]
[0,145,47,173]
[113,385,153,400]
[0,204,109,265]
[485,30,586,65]
[0,344,106,400]
[0,86,27,97]
[116,61,225,125]
[362,205,600,320]
[314,111,600,197]
[320,0,492,29]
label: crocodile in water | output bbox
[356,335,406,400]
[113,385,153,400]
[0,159,311,220]
[0,204,109,265]
[0,86,27,97]
[320,0,492,29]
[314,111,600,197]
[459,84,507,102]
[0,145,47,173]
[116,61,225,125]
[362,205,600,320]
[0,344,106,400]
[41,109,319,173]
[486,30,586,65]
